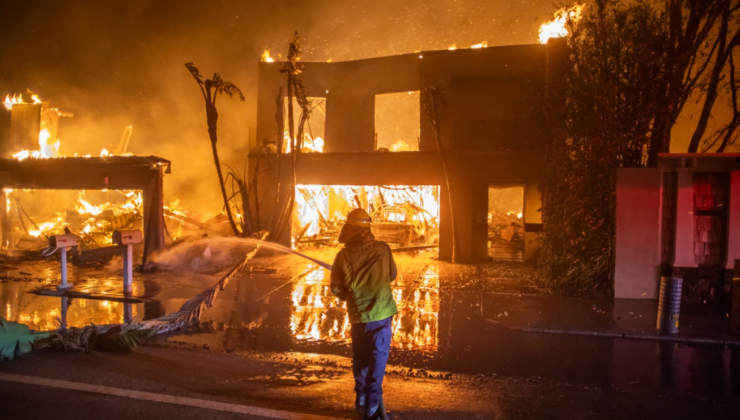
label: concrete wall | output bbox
[248,151,540,262]
[256,44,548,154]
[615,168,661,299]
[726,171,740,268]
[253,44,554,263]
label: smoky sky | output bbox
[0,0,572,216]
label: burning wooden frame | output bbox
[0,156,170,259]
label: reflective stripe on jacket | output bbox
[330,240,398,324]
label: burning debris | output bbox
[293,184,439,248]
[4,189,143,252]
[1,92,169,259]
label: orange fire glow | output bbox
[261,50,275,62]
[293,184,439,246]
[3,93,41,110]
[538,4,583,44]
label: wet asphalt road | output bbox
[0,382,276,420]
[2,345,740,420]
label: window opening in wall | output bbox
[488,185,524,261]
[374,91,420,152]
[293,184,439,247]
[280,97,326,153]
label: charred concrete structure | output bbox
[252,42,566,262]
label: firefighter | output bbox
[331,208,397,419]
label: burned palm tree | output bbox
[185,62,245,236]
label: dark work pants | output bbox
[351,316,393,406]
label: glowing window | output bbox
[374,91,420,152]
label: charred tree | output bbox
[272,32,313,241]
[184,63,245,237]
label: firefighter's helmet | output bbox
[345,208,373,227]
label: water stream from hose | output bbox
[236,237,333,270]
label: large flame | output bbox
[539,5,583,44]
[12,129,61,161]
[3,93,41,110]
[6,189,143,242]
[293,184,440,245]
[5,92,114,161]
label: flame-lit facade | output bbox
[252,41,568,262]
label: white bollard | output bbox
[59,247,69,289]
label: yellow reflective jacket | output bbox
[330,240,398,324]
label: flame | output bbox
[539,5,583,44]
[12,129,61,161]
[283,132,325,153]
[448,44,458,50]
[77,191,103,216]
[5,92,111,161]
[261,50,274,62]
[470,41,488,49]
[293,184,440,245]
[3,93,41,110]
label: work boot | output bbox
[355,392,366,416]
[365,396,390,420]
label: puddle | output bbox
[182,251,740,396]
[2,250,738,396]
[0,259,217,330]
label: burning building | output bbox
[251,41,567,262]
[0,94,170,257]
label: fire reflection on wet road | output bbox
[289,265,439,352]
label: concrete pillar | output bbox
[674,169,697,268]
[143,166,165,258]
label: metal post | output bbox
[123,302,133,324]
[656,276,682,334]
[123,243,133,295]
[57,247,72,290]
[60,296,68,331]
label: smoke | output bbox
[0,0,558,218]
